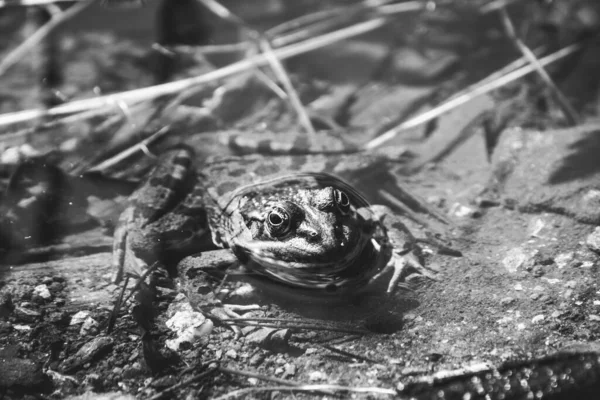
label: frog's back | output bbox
[200,155,371,213]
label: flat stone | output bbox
[0,357,45,389]
[33,284,52,300]
[60,336,114,373]
[489,124,600,223]
[586,227,600,253]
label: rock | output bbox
[33,284,52,300]
[586,227,600,253]
[0,291,13,318]
[0,357,46,389]
[70,311,91,325]
[80,317,99,336]
[14,305,41,322]
[308,371,327,382]
[164,310,213,351]
[502,247,539,274]
[554,252,574,269]
[245,328,291,351]
[151,375,177,389]
[61,336,114,373]
[225,349,237,359]
[0,321,12,333]
[500,297,515,306]
[450,203,481,218]
[65,391,136,400]
[282,363,296,378]
[489,125,600,223]
[248,352,265,367]
[589,315,600,322]
[531,315,545,324]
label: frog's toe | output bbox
[209,304,262,339]
[385,252,436,293]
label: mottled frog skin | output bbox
[113,147,426,303]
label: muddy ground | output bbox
[1,1,600,399]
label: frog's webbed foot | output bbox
[367,204,439,293]
[384,250,436,293]
[178,254,264,338]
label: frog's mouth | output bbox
[232,236,389,293]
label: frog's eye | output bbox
[334,189,351,214]
[266,207,291,237]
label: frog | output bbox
[112,145,433,328]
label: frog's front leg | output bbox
[368,205,437,293]
[177,252,262,338]
[112,148,211,283]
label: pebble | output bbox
[586,227,600,253]
[225,349,237,359]
[14,306,41,322]
[308,371,327,382]
[450,203,481,218]
[33,284,52,300]
[0,321,13,333]
[531,315,545,324]
[245,328,291,352]
[164,310,213,351]
[282,363,296,378]
[589,315,600,322]
[554,252,574,269]
[70,311,91,325]
[80,317,99,336]
[60,336,114,373]
[500,297,515,306]
[248,352,265,367]
[565,280,577,289]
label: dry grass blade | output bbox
[498,6,580,125]
[197,0,316,135]
[147,363,218,400]
[218,366,301,387]
[0,16,388,128]
[156,42,251,56]
[258,38,316,136]
[0,0,78,6]
[320,343,382,363]
[87,125,168,173]
[0,0,94,77]
[480,0,528,14]
[364,43,583,150]
[212,384,396,400]
[219,318,371,335]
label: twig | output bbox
[106,276,129,334]
[218,319,370,335]
[148,363,218,400]
[0,0,79,6]
[87,125,168,173]
[364,42,583,150]
[0,17,389,128]
[196,0,316,136]
[212,384,396,400]
[0,0,94,76]
[498,6,579,125]
[259,38,316,136]
[320,343,382,363]
[218,366,301,387]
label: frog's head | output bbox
[229,185,381,290]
